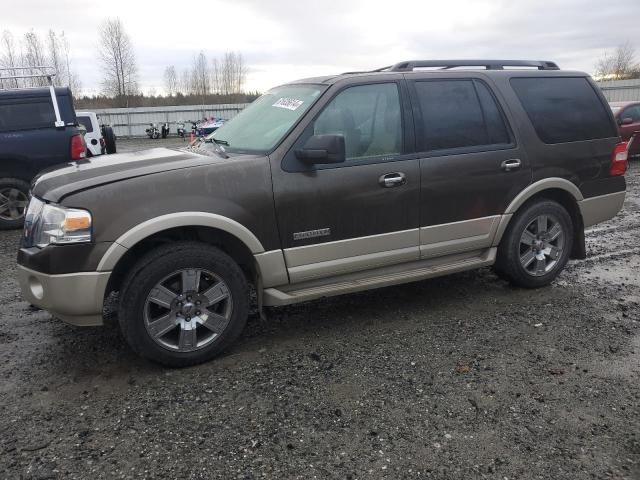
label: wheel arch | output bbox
[100,213,267,298]
[495,178,586,259]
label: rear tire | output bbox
[0,178,30,230]
[495,200,573,288]
[118,242,249,367]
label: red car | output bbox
[610,101,640,156]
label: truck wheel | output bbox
[103,126,117,154]
[118,242,249,367]
[495,200,573,288]
[0,178,30,230]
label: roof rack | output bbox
[386,60,560,72]
[0,66,65,128]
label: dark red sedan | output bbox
[610,101,640,156]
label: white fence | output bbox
[93,103,249,137]
[596,79,640,102]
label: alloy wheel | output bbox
[0,188,28,221]
[143,268,233,352]
[519,214,565,277]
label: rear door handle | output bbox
[501,159,522,172]
[379,172,406,188]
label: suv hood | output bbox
[32,148,219,202]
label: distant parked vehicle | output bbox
[145,123,160,139]
[77,111,107,157]
[176,121,186,138]
[0,66,86,229]
[610,101,640,157]
[197,117,225,136]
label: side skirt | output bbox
[263,247,497,307]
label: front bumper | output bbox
[17,265,110,326]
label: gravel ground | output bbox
[0,157,639,479]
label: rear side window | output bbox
[77,116,94,132]
[0,100,55,131]
[510,77,616,144]
[413,79,511,152]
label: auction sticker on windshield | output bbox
[272,98,304,111]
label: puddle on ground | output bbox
[580,254,640,287]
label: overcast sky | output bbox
[1,0,638,95]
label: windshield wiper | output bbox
[213,138,229,146]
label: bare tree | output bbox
[191,51,210,100]
[180,68,191,95]
[210,57,221,94]
[61,32,81,93]
[0,30,20,88]
[596,42,640,80]
[98,18,138,105]
[23,31,48,87]
[163,65,178,96]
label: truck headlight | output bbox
[24,197,92,248]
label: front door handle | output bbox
[501,158,522,172]
[379,172,406,188]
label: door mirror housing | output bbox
[621,117,634,125]
[295,135,346,164]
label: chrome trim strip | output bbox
[420,215,500,258]
[284,229,418,267]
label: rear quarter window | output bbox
[77,116,94,132]
[510,77,617,144]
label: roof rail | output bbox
[0,66,65,128]
[387,60,560,72]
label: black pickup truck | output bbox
[0,86,86,229]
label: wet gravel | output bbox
[0,160,639,479]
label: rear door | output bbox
[271,79,421,284]
[407,75,531,258]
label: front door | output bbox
[271,81,420,283]
[407,76,531,258]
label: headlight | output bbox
[23,197,92,248]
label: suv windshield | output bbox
[207,84,324,153]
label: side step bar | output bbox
[263,247,497,307]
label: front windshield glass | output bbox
[207,84,324,153]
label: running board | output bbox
[263,247,497,306]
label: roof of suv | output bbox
[290,60,573,86]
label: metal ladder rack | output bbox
[0,66,65,128]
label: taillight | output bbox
[71,134,87,160]
[100,137,105,147]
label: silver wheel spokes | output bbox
[143,268,232,352]
[0,188,28,221]
[519,214,564,277]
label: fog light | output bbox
[29,276,44,300]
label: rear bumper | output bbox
[579,191,626,228]
[17,265,109,326]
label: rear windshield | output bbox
[510,77,617,144]
[77,115,94,132]
[0,99,56,131]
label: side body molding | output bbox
[98,212,266,271]
[493,178,584,245]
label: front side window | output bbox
[621,105,640,123]
[208,84,324,153]
[413,79,511,152]
[313,83,402,161]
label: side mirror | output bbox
[295,135,346,164]
[621,117,634,125]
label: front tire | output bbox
[495,200,573,288]
[0,178,30,230]
[118,242,249,367]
